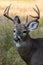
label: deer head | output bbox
[3,4,40,44]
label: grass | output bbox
[0,0,43,17]
[0,0,43,65]
[0,15,43,65]
[0,16,26,65]
[0,0,35,1]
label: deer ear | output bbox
[27,21,39,31]
[14,16,21,24]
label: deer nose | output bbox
[14,35,20,42]
[14,37,18,42]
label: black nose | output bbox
[14,37,18,42]
[14,37,20,42]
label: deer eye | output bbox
[14,30,15,32]
[22,30,27,36]
[23,30,27,33]
[14,29,17,32]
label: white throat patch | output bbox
[16,42,21,47]
[14,41,27,47]
[14,41,21,47]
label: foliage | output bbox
[0,16,43,65]
[0,0,35,1]
[0,16,26,65]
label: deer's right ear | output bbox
[14,16,21,24]
[27,21,39,31]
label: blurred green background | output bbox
[0,0,43,65]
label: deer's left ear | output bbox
[27,21,39,31]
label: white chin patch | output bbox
[16,42,21,47]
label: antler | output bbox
[4,4,14,21]
[29,5,40,21]
[26,5,40,29]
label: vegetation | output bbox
[0,0,43,65]
[0,16,26,65]
[0,15,43,65]
[0,0,35,1]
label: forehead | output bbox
[14,24,26,31]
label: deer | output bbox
[3,4,43,65]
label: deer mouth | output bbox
[14,38,20,42]
[14,35,21,42]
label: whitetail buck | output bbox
[4,5,43,65]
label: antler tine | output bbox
[7,4,11,15]
[29,15,39,18]
[4,4,11,15]
[35,5,40,17]
[33,5,40,17]
[4,6,8,14]
[29,5,40,20]
[26,16,28,23]
[4,4,14,22]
